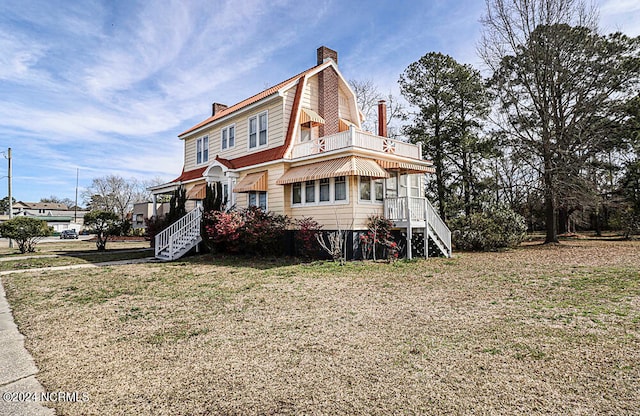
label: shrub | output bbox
[360,215,397,261]
[84,210,120,251]
[203,207,289,256]
[451,206,526,251]
[204,210,244,253]
[294,217,322,259]
[0,217,51,253]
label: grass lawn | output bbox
[2,239,639,415]
[0,241,152,271]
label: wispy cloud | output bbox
[1,0,637,203]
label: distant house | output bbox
[11,201,87,232]
[150,46,451,261]
[132,202,170,232]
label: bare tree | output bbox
[479,0,640,243]
[348,79,407,139]
[83,175,140,221]
[40,195,76,208]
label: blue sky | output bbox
[1,0,639,205]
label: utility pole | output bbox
[74,168,79,222]
[6,148,13,248]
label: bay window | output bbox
[291,176,349,206]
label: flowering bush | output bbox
[204,211,244,253]
[203,207,289,255]
[360,215,396,261]
[294,217,322,259]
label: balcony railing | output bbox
[384,196,452,258]
[290,127,422,160]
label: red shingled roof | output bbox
[171,166,207,183]
[179,63,326,137]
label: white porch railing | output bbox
[291,127,421,159]
[384,196,451,258]
[155,206,202,261]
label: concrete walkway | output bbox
[0,256,158,415]
[0,280,55,415]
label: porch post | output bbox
[424,198,429,258]
[152,194,157,217]
[406,195,412,260]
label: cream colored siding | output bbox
[301,75,319,111]
[183,137,198,171]
[234,163,286,215]
[285,176,381,230]
[182,97,285,170]
[338,84,353,122]
[282,86,296,140]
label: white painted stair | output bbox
[155,207,202,261]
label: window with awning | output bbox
[276,157,389,185]
[375,159,435,174]
[233,171,268,193]
[299,108,325,125]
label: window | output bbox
[400,174,421,197]
[359,176,371,201]
[334,176,346,201]
[249,117,257,148]
[259,112,267,146]
[374,178,384,201]
[305,181,315,203]
[221,125,235,150]
[319,178,330,202]
[359,176,384,203]
[249,111,268,149]
[292,183,302,204]
[409,174,421,197]
[291,177,348,206]
[248,191,267,210]
[385,173,398,198]
[196,136,209,164]
[300,125,311,142]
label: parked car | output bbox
[60,229,78,239]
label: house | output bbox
[150,46,450,261]
[131,202,170,232]
[10,201,87,233]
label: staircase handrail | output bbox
[155,206,202,258]
[424,198,452,256]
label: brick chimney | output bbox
[211,102,228,116]
[317,46,339,137]
[317,46,338,65]
[377,100,388,138]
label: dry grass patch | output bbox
[2,240,639,415]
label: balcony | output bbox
[290,127,422,160]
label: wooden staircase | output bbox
[384,196,452,259]
[154,207,202,261]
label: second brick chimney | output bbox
[317,46,339,137]
[211,102,228,116]
[378,100,388,138]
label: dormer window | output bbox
[196,135,209,164]
[249,111,268,149]
[221,125,235,150]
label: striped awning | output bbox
[300,108,325,125]
[233,171,268,193]
[276,157,389,185]
[186,183,207,199]
[339,118,356,132]
[376,159,435,174]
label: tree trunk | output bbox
[543,159,559,244]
